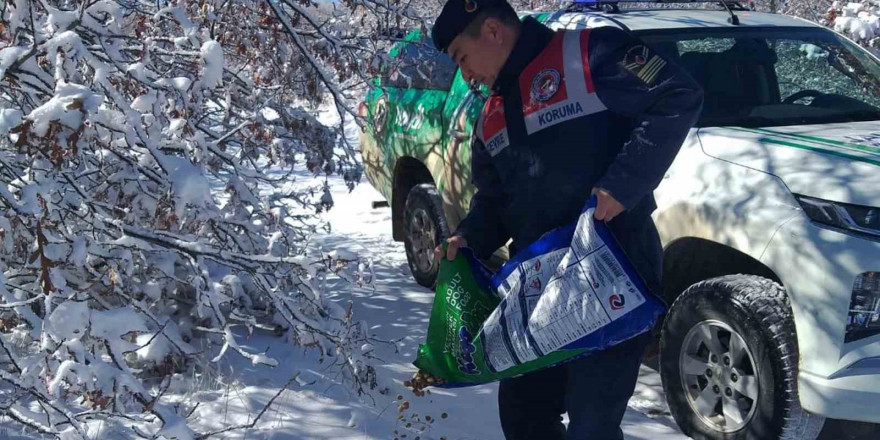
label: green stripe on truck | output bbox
[755,137,880,167]
[745,127,880,157]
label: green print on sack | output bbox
[414,247,588,385]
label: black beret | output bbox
[431,0,515,53]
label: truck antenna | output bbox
[720,0,740,25]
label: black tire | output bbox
[403,184,449,288]
[660,275,825,440]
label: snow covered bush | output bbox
[826,1,880,55]
[0,0,423,438]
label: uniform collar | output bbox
[493,17,555,93]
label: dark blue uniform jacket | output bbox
[455,18,703,293]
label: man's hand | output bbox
[434,236,468,262]
[592,188,625,222]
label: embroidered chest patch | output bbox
[530,69,561,102]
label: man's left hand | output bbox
[592,188,625,222]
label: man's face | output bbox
[447,18,512,87]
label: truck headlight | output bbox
[846,272,880,343]
[795,195,880,238]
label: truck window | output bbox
[641,27,880,127]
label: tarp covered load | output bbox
[414,196,666,387]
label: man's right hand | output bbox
[435,236,468,262]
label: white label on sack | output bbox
[482,207,645,372]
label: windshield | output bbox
[639,27,880,128]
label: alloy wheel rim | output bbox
[680,319,760,433]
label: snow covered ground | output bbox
[159,171,689,440]
[0,105,687,439]
[155,108,690,440]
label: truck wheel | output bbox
[403,184,449,288]
[660,275,825,440]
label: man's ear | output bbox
[482,18,504,45]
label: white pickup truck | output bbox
[551,8,880,439]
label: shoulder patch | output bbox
[622,44,667,86]
[518,30,606,135]
[479,95,509,157]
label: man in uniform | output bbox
[431,0,703,439]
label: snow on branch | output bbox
[0,0,414,437]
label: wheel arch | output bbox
[391,157,435,241]
[662,237,784,306]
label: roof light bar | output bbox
[568,0,750,19]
